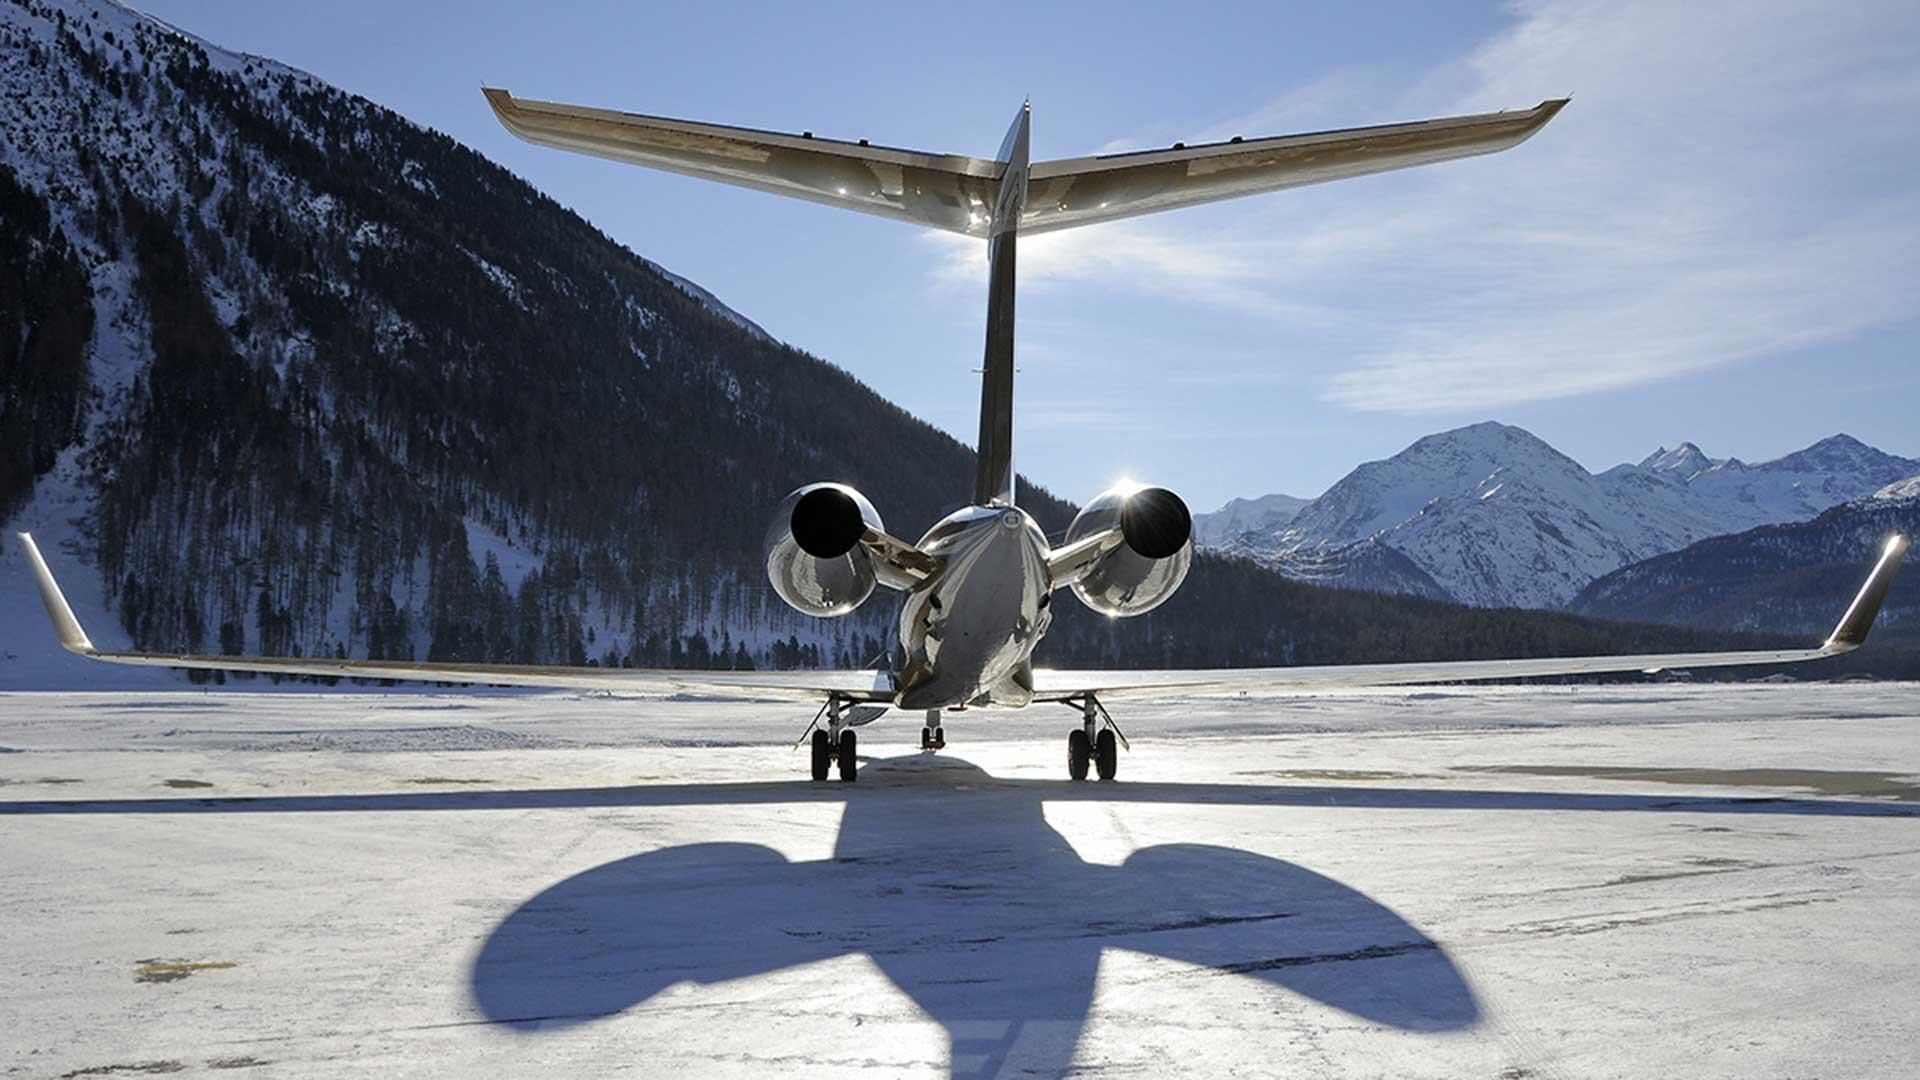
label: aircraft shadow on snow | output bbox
[463,754,1478,1077]
[9,755,1919,1077]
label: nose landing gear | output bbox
[920,708,946,751]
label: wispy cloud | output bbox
[929,0,1920,414]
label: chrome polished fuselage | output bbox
[893,505,1053,711]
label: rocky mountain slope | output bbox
[1212,423,1916,609]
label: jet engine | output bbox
[1064,485,1193,616]
[765,483,884,617]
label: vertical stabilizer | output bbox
[974,102,1028,507]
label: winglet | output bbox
[15,533,95,655]
[1825,534,1909,650]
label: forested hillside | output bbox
[0,0,1872,685]
[0,164,92,522]
[1569,496,1920,677]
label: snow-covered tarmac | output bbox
[3,683,1918,1078]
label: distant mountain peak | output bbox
[1768,433,1912,475]
[1410,420,1547,452]
[1190,491,1312,548]
[1639,442,1718,476]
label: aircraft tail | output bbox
[485,90,1567,508]
[974,104,1027,507]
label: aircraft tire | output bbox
[1068,728,1091,781]
[1095,728,1118,781]
[811,729,831,781]
[838,729,858,781]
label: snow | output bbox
[462,245,525,308]
[3,682,1918,1078]
[463,516,540,591]
[1876,475,1920,501]
[1190,492,1311,547]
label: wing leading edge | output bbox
[16,534,892,702]
[1032,535,1910,700]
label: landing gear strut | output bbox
[1064,694,1126,782]
[920,708,946,751]
[803,697,858,782]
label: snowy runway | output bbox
[3,684,1918,1078]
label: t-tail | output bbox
[482,89,1568,509]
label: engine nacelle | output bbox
[764,483,884,617]
[1065,484,1194,616]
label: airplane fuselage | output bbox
[893,505,1053,711]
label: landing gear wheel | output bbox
[1095,728,1118,781]
[932,726,946,750]
[837,729,858,782]
[810,729,831,781]
[921,727,933,751]
[1067,728,1091,781]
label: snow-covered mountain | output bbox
[1211,423,1917,609]
[1191,492,1311,547]
[0,0,1036,685]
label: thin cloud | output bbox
[928,0,1920,415]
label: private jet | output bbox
[19,94,1910,782]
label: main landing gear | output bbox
[1065,694,1124,782]
[806,698,859,782]
[920,708,946,752]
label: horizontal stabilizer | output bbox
[485,88,1004,235]
[1022,99,1567,234]
[484,89,1568,237]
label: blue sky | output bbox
[139,0,1920,511]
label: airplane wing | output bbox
[1031,535,1909,700]
[1020,99,1567,234]
[484,88,1566,237]
[16,534,892,701]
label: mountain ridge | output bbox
[1205,422,1916,609]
